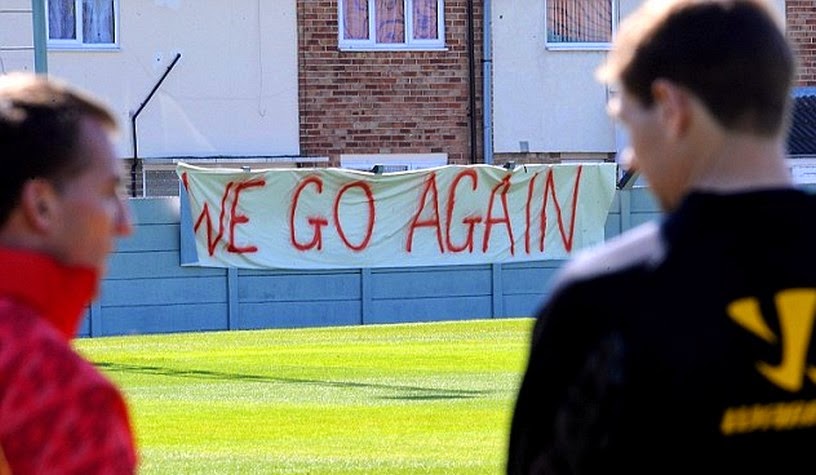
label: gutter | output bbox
[31,0,47,74]
[466,0,478,163]
[482,0,493,164]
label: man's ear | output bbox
[19,178,60,233]
[652,79,691,140]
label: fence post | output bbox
[360,268,372,325]
[89,300,102,337]
[491,263,503,318]
[619,188,632,233]
[227,267,238,330]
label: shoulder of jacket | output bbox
[553,221,665,292]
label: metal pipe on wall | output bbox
[130,52,182,197]
[466,0,478,164]
[482,0,493,164]
[31,0,47,74]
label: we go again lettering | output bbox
[177,163,617,270]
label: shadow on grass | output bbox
[93,361,492,400]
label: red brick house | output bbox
[297,0,483,167]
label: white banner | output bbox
[177,162,617,269]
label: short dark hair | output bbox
[0,73,118,226]
[598,0,795,137]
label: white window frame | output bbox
[338,0,446,52]
[46,0,120,50]
[544,0,617,51]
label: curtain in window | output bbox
[48,0,76,40]
[344,0,369,40]
[548,0,611,43]
[375,0,404,43]
[413,0,437,40]
[83,0,115,43]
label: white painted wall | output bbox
[491,0,624,155]
[491,0,785,156]
[0,0,35,73]
[39,0,299,158]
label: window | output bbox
[339,0,445,51]
[545,0,616,50]
[47,0,118,49]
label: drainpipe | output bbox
[130,52,182,197]
[482,0,493,164]
[466,0,478,163]
[31,0,47,74]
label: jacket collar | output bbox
[0,248,97,340]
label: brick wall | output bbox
[297,0,483,165]
[787,0,816,86]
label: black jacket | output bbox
[508,190,816,474]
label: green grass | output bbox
[73,318,535,474]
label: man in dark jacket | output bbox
[0,73,137,473]
[508,1,816,473]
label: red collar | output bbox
[0,248,97,340]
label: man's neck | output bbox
[687,133,793,194]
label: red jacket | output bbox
[0,249,137,474]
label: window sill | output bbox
[48,45,120,52]
[338,45,449,53]
[545,43,611,52]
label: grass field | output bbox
[74,317,535,474]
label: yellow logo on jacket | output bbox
[720,288,816,435]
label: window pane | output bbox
[48,0,76,40]
[548,0,612,43]
[344,0,369,40]
[413,0,437,40]
[375,0,404,44]
[83,0,115,44]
